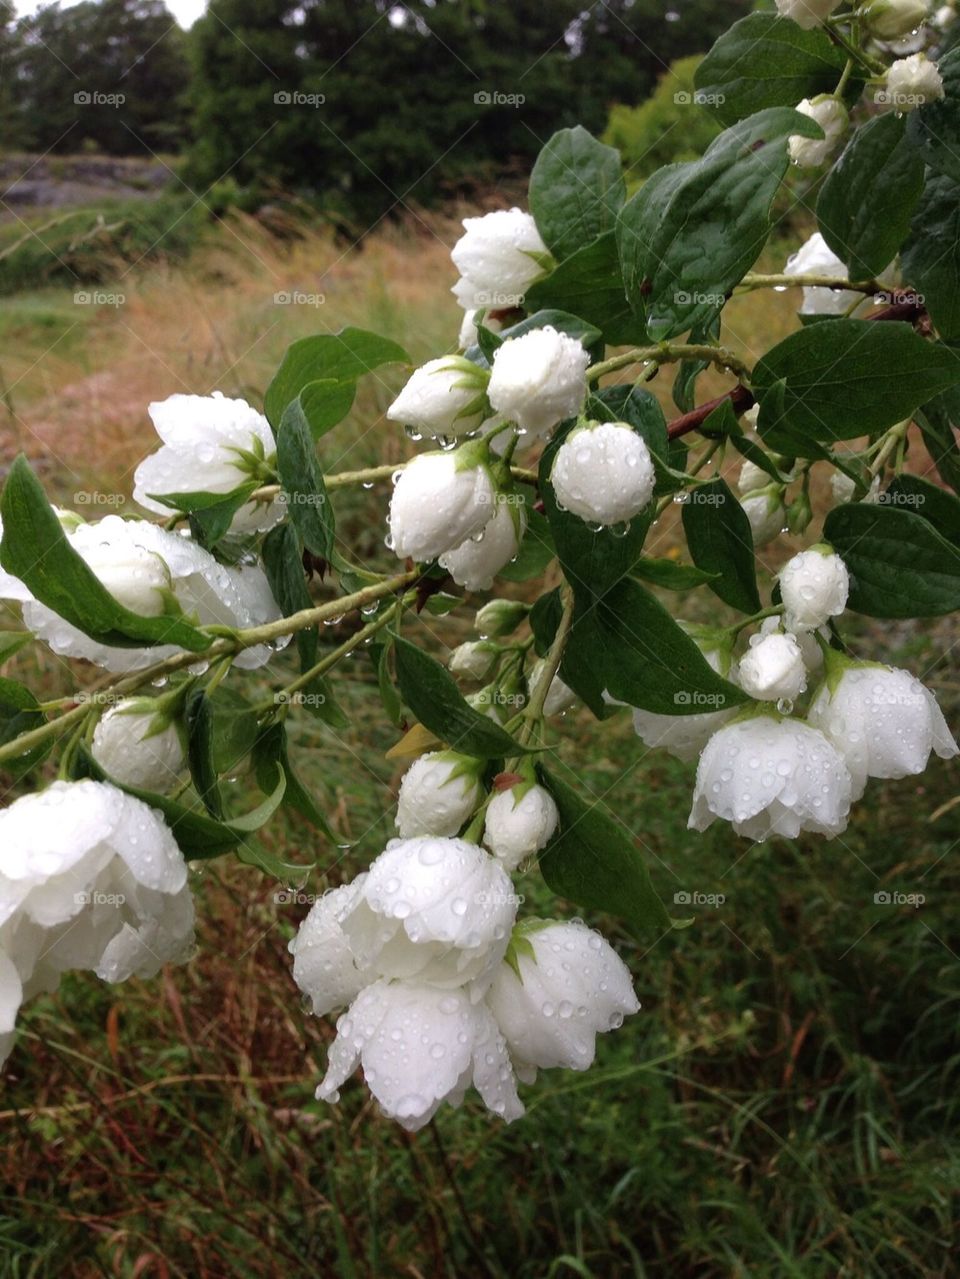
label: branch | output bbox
[667,384,755,440]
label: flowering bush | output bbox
[2,2,960,1131]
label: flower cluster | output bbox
[291,827,638,1131]
[627,546,956,842]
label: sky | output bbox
[14,0,208,26]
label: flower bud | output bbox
[779,546,849,632]
[483,783,559,871]
[788,95,848,168]
[550,422,656,527]
[740,487,785,547]
[786,487,813,536]
[775,0,843,26]
[830,471,881,505]
[487,326,591,440]
[386,356,490,441]
[784,233,860,316]
[737,460,770,495]
[738,632,808,703]
[388,446,495,562]
[438,498,526,592]
[449,641,500,681]
[861,0,931,39]
[395,752,483,838]
[880,52,945,109]
[91,697,187,793]
[451,208,549,311]
[475,598,528,638]
[133,391,281,534]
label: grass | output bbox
[0,210,958,1277]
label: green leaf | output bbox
[824,503,960,617]
[753,321,960,449]
[0,455,212,654]
[371,640,404,728]
[632,557,719,591]
[295,378,358,441]
[277,398,334,559]
[498,507,556,582]
[184,688,223,819]
[523,232,647,347]
[587,578,746,715]
[883,474,960,547]
[264,327,409,427]
[906,48,960,185]
[917,390,960,493]
[149,482,261,549]
[498,308,603,353]
[253,721,336,844]
[817,113,925,280]
[394,635,526,758]
[902,172,960,342]
[297,672,350,729]
[538,767,671,935]
[672,310,722,413]
[694,14,855,126]
[208,685,260,775]
[261,523,316,673]
[0,675,47,776]
[0,631,32,664]
[617,108,820,340]
[529,125,626,263]
[682,477,761,614]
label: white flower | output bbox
[935,4,956,30]
[779,546,849,632]
[450,208,548,311]
[458,308,504,351]
[14,516,283,672]
[486,920,639,1077]
[689,715,852,841]
[316,979,524,1130]
[831,471,882,505]
[395,753,483,839]
[0,780,194,1066]
[808,663,957,799]
[862,0,932,39]
[742,404,761,433]
[550,422,655,527]
[340,836,517,993]
[737,460,771,495]
[739,632,808,702]
[483,784,559,871]
[788,95,848,167]
[133,392,281,534]
[529,659,578,716]
[631,645,740,762]
[784,233,859,315]
[439,499,526,592]
[388,449,495,562]
[290,880,373,1016]
[448,641,500,682]
[386,356,490,440]
[91,697,186,793]
[775,0,843,26]
[881,53,944,109]
[740,488,785,546]
[487,327,591,440]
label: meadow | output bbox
[0,203,958,1278]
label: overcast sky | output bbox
[14,0,207,26]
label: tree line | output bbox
[1,0,748,221]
